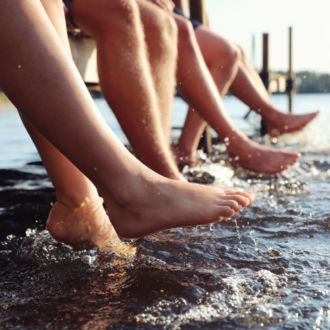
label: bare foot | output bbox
[265,111,319,137]
[227,139,300,174]
[46,197,125,252]
[102,176,255,239]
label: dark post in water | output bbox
[260,33,270,91]
[259,33,270,135]
[286,26,295,113]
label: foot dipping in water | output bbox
[264,111,320,137]
[46,197,124,251]
[47,177,255,245]
[0,0,255,251]
[173,128,301,174]
[168,3,319,173]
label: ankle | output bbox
[56,190,100,208]
[262,107,282,123]
[173,143,195,160]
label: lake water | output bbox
[0,93,329,329]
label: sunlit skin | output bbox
[70,0,181,180]
[226,137,300,174]
[14,0,122,251]
[0,0,255,248]
[169,14,301,174]
[46,198,124,251]
[264,111,320,137]
[171,0,317,173]
[172,108,301,174]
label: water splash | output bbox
[1,99,330,329]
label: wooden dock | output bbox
[68,30,98,86]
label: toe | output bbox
[219,199,241,212]
[224,191,255,204]
[218,206,236,218]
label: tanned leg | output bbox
[229,45,319,137]
[178,25,319,159]
[71,0,181,179]
[175,25,240,166]
[13,0,122,251]
[173,17,300,174]
[137,0,178,140]
[0,0,254,239]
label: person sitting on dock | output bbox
[0,0,255,249]
[142,0,301,173]
[65,0,301,175]
[171,0,319,166]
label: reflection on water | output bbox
[0,94,329,329]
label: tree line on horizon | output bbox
[295,71,330,93]
[274,70,330,94]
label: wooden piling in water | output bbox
[286,26,295,113]
[259,33,270,135]
[260,33,270,92]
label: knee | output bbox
[175,16,196,52]
[144,10,178,55]
[213,42,240,75]
[236,45,248,64]
[227,44,240,70]
[158,13,178,50]
[72,0,138,35]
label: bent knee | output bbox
[227,44,240,68]
[161,12,178,43]
[236,45,248,64]
[216,42,240,70]
[175,15,196,49]
[140,3,178,49]
[71,0,138,34]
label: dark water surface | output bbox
[0,94,329,329]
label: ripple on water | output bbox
[1,118,330,329]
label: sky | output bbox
[205,0,330,73]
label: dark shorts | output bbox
[173,8,202,30]
[63,0,77,28]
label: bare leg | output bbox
[71,0,181,179]
[137,0,178,140]
[21,115,122,250]
[229,45,319,137]
[0,0,255,239]
[173,108,207,166]
[178,25,319,156]
[175,25,240,166]
[173,16,299,174]
[13,0,121,251]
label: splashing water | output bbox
[0,95,330,329]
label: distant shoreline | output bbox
[273,70,330,94]
[2,69,330,100]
